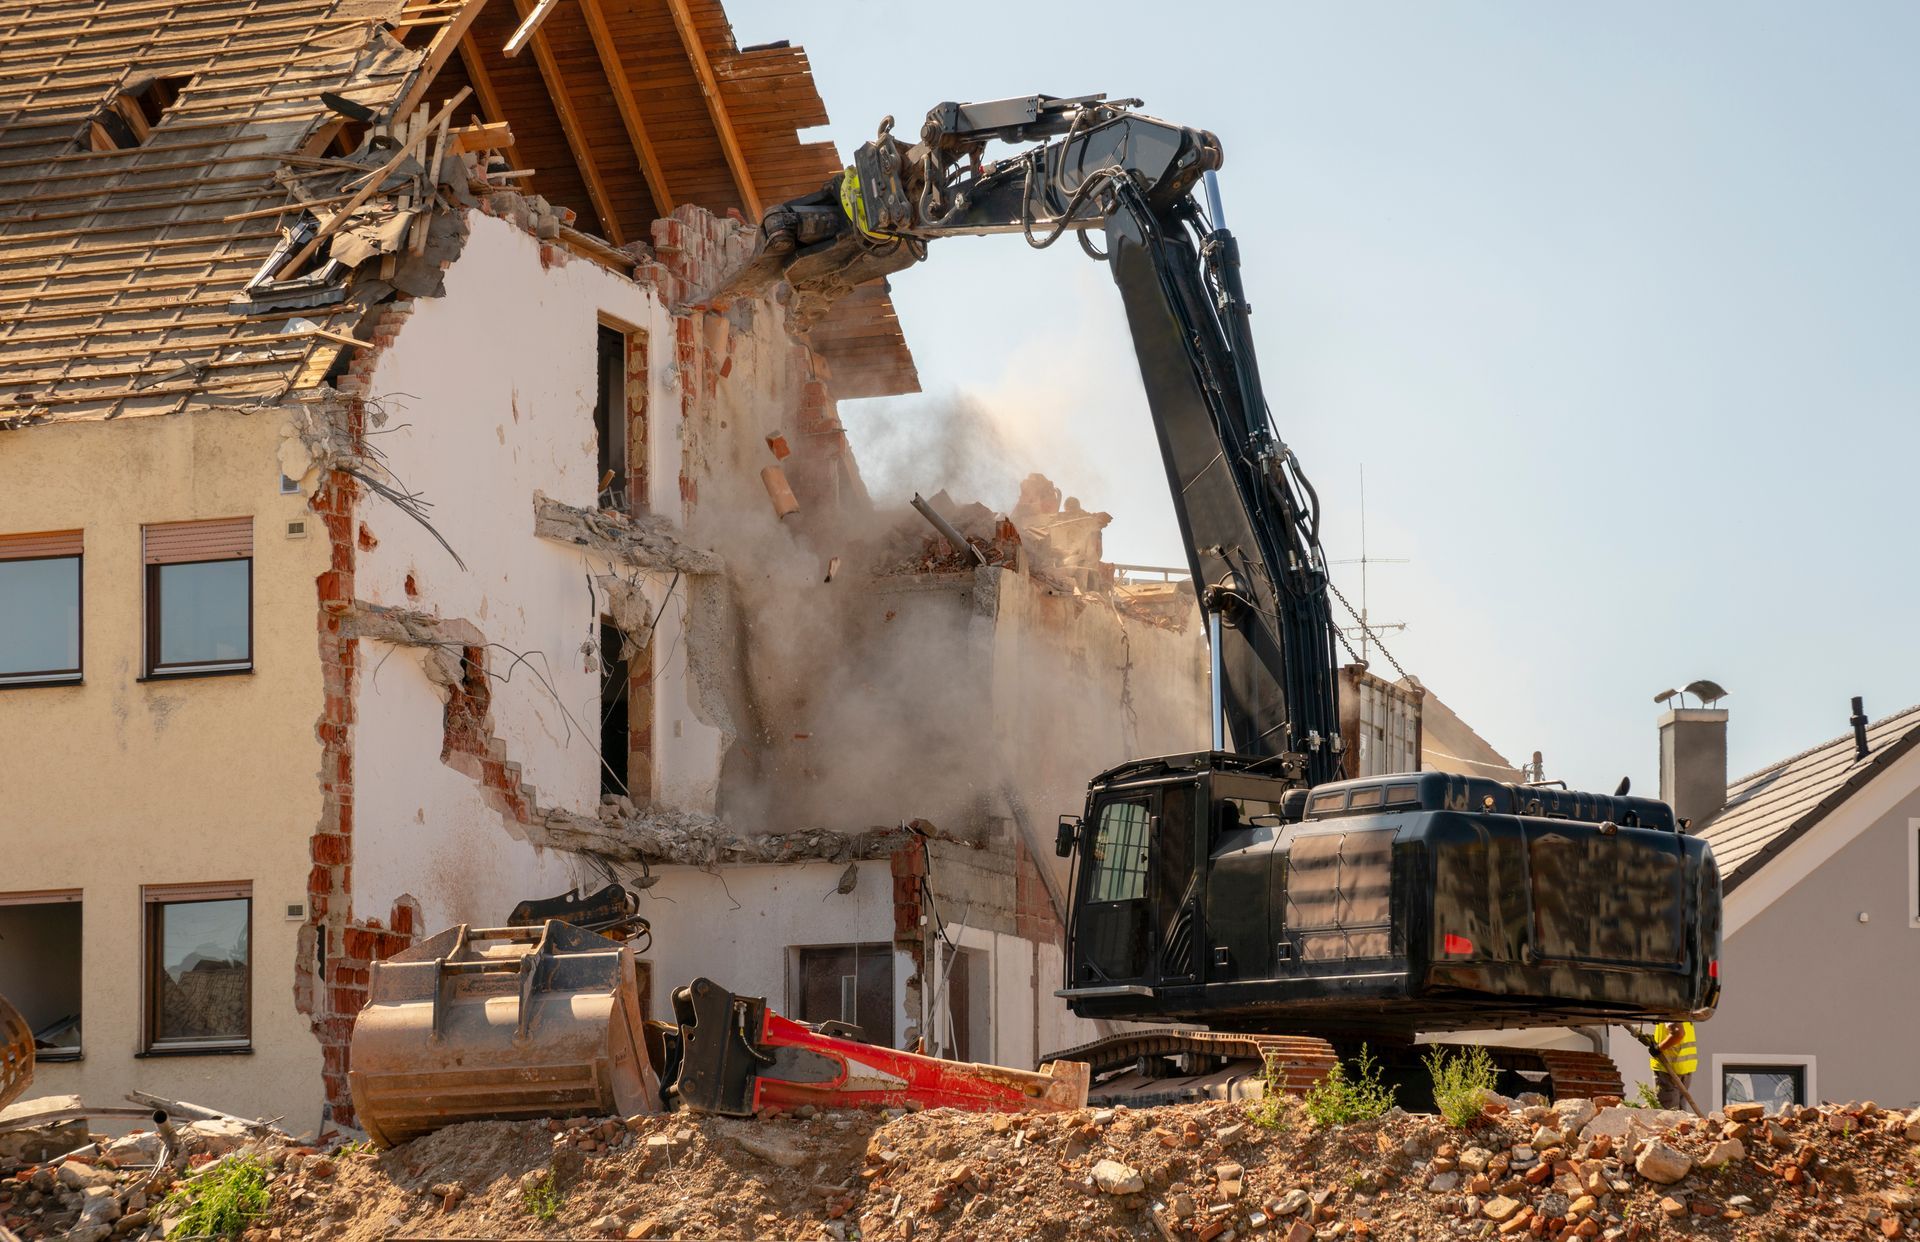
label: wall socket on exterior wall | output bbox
[286,519,308,539]
[285,902,306,920]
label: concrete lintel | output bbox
[532,491,723,575]
[535,807,983,868]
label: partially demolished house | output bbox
[0,0,1208,1132]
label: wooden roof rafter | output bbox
[664,0,759,220]
[508,0,623,244]
[578,0,672,216]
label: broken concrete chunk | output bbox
[1634,1140,1693,1184]
[1699,1137,1745,1168]
[1724,1101,1767,1123]
[1482,1195,1523,1222]
[1092,1159,1144,1195]
[532,491,724,575]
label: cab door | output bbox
[1078,794,1155,983]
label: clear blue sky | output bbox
[731,1,1920,795]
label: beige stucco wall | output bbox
[0,407,329,1131]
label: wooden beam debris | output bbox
[273,87,471,280]
[501,0,560,56]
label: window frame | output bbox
[1086,796,1152,904]
[0,889,83,1061]
[1908,817,1919,930]
[144,556,254,679]
[0,533,83,688]
[140,882,253,1055]
[1710,1052,1816,1114]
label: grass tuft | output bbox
[1424,1044,1500,1127]
[522,1170,563,1222]
[1302,1044,1398,1128]
[162,1155,272,1239]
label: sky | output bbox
[730,0,1920,795]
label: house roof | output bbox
[1696,702,1920,888]
[0,0,915,427]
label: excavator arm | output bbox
[723,94,1342,778]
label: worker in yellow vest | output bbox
[1650,1021,1697,1109]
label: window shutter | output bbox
[143,517,251,564]
[0,529,82,559]
[143,880,251,903]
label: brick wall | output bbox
[296,300,430,1128]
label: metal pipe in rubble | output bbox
[911,493,986,566]
[1208,608,1226,752]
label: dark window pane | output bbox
[796,945,894,1047]
[0,557,80,678]
[156,560,249,666]
[153,899,249,1043]
[1721,1064,1804,1114]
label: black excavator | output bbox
[721,94,1721,1105]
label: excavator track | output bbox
[1045,1030,1624,1108]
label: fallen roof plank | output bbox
[501,0,560,56]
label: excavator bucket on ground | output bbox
[348,921,660,1147]
[0,991,32,1112]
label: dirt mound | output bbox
[6,1099,1916,1240]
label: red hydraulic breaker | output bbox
[667,977,1087,1116]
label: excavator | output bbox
[716,93,1722,1106]
[346,93,1720,1144]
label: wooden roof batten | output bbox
[664,0,759,220]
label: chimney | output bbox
[1659,705,1728,827]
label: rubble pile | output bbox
[873,474,1192,629]
[6,1094,1914,1240]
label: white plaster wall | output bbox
[356,214,681,816]
[628,862,910,1039]
[353,643,586,930]
[345,213,749,932]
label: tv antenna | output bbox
[1330,466,1409,665]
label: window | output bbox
[599,619,630,799]
[1909,818,1919,930]
[1713,1054,1815,1114]
[792,944,894,1047]
[0,530,82,686]
[1088,798,1151,902]
[595,324,629,508]
[85,75,190,151]
[0,891,83,1060]
[143,518,252,677]
[143,882,251,1052]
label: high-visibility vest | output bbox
[1650,1022,1698,1075]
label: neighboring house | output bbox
[1676,702,1920,1111]
[0,0,1207,1136]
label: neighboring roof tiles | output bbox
[0,0,436,424]
[1696,702,1920,887]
